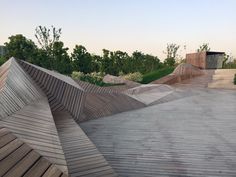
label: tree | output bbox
[35,25,61,51]
[51,41,72,74]
[90,54,101,72]
[35,25,62,69]
[0,56,6,66]
[4,34,37,61]
[99,49,114,74]
[164,43,180,67]
[71,45,92,73]
[197,43,211,52]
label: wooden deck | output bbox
[74,79,145,122]
[0,126,68,177]
[53,111,118,177]
[0,58,44,119]
[18,59,86,121]
[81,88,236,177]
[0,97,68,173]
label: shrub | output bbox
[72,71,109,86]
[234,74,236,85]
[71,71,84,80]
[141,67,175,84]
[123,72,143,82]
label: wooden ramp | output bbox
[0,58,44,119]
[1,97,68,173]
[75,79,145,122]
[53,111,118,177]
[0,57,121,176]
[0,126,68,177]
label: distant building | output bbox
[186,51,225,69]
[0,45,6,57]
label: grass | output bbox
[140,67,175,84]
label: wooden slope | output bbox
[18,59,86,121]
[0,58,44,119]
[0,97,68,173]
[53,111,118,177]
[0,126,68,177]
[75,79,145,122]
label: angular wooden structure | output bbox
[186,51,225,69]
[0,57,145,176]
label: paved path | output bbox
[81,87,236,177]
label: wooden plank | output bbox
[0,138,23,160]
[0,144,31,176]
[0,133,16,148]
[42,165,62,177]
[23,157,51,177]
[0,58,44,119]
[18,59,85,120]
[1,97,68,172]
[53,111,118,177]
[3,150,40,177]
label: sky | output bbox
[0,0,236,60]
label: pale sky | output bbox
[1,0,236,60]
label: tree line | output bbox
[1,26,234,75]
[0,26,182,75]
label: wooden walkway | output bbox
[81,88,236,177]
[0,126,68,177]
[53,111,118,177]
[0,97,68,173]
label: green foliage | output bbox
[197,43,211,52]
[123,72,143,82]
[72,71,104,85]
[163,43,180,67]
[35,25,61,51]
[2,26,180,81]
[4,34,37,61]
[71,45,92,73]
[71,71,85,80]
[51,41,72,74]
[0,56,6,66]
[34,26,72,74]
[223,58,236,69]
[98,50,161,75]
[141,67,175,84]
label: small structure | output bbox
[186,51,225,69]
[0,45,6,57]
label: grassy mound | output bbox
[141,67,175,84]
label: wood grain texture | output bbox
[0,58,44,119]
[75,79,145,122]
[81,87,236,177]
[53,111,118,177]
[0,126,68,177]
[0,97,68,173]
[18,59,86,121]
